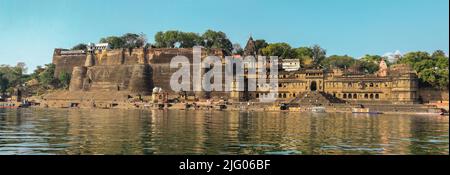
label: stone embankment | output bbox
[28,95,447,116]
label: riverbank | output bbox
[20,90,448,115]
[25,98,448,116]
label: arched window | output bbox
[370,94,374,99]
[353,94,357,99]
[343,94,347,99]
[375,94,379,99]
[364,94,368,99]
[283,94,287,98]
[370,83,374,87]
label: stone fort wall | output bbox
[54,47,225,96]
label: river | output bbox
[0,108,448,155]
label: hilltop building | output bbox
[48,38,420,108]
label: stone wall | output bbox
[69,64,153,95]
[419,88,449,103]
[52,49,86,77]
[54,47,224,96]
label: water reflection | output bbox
[0,108,448,155]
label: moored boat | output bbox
[311,106,326,113]
[0,101,29,109]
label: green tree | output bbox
[122,33,146,49]
[261,43,296,59]
[432,50,446,58]
[99,36,125,49]
[437,69,449,89]
[179,32,202,48]
[413,59,435,73]
[254,40,268,55]
[0,63,25,90]
[71,43,87,50]
[311,45,326,65]
[201,29,233,55]
[397,50,449,89]
[0,72,9,93]
[360,54,390,65]
[418,68,438,87]
[350,60,379,74]
[38,64,57,88]
[59,72,71,89]
[99,33,146,49]
[295,47,314,65]
[398,51,431,65]
[155,31,181,48]
[432,50,449,69]
[321,55,355,69]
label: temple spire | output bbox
[244,36,257,56]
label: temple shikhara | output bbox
[44,37,421,109]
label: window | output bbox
[343,94,347,99]
[353,94,357,99]
[375,94,379,99]
[364,94,368,99]
[370,94,374,99]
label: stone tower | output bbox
[84,52,95,67]
[377,59,388,77]
[244,37,257,56]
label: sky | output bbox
[0,0,449,73]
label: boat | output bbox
[311,106,326,113]
[0,101,30,109]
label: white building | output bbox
[87,43,111,51]
[281,59,301,71]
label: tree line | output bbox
[0,63,70,97]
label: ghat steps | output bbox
[289,91,346,106]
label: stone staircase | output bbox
[289,91,346,106]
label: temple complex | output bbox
[241,38,419,105]
[44,37,423,109]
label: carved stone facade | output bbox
[53,38,419,104]
[240,38,419,104]
[249,65,419,104]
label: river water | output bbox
[0,108,448,155]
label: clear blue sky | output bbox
[0,0,448,73]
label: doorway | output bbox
[310,81,317,91]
